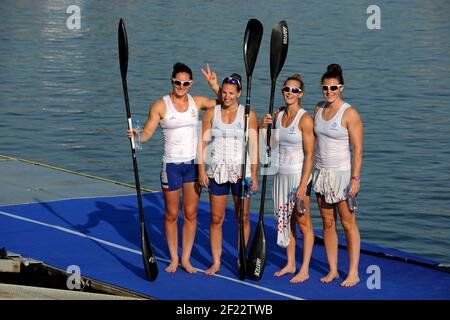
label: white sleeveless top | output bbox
[160,94,198,163]
[206,104,251,183]
[314,102,351,169]
[274,108,306,175]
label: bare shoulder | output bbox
[152,98,165,109]
[344,106,361,121]
[203,106,215,119]
[150,98,166,116]
[299,111,314,129]
[192,95,206,105]
[313,101,324,115]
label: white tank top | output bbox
[314,102,351,169]
[160,94,198,163]
[274,108,306,174]
[206,104,251,183]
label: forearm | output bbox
[210,83,221,100]
[140,128,155,142]
[300,152,314,186]
[351,146,363,178]
[198,139,209,174]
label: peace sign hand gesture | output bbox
[201,63,218,88]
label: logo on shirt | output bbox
[191,109,196,117]
[289,126,296,134]
[331,122,338,130]
[169,116,176,120]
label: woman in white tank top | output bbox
[312,64,363,287]
[198,74,259,276]
[260,74,315,283]
[127,63,220,274]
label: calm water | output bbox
[1,0,449,263]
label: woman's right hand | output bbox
[198,170,209,188]
[259,113,272,128]
[127,129,136,139]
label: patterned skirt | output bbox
[272,172,301,248]
[312,167,351,204]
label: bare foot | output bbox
[204,263,220,276]
[290,269,310,283]
[165,260,179,273]
[320,271,340,283]
[181,261,198,274]
[340,274,360,287]
[274,265,296,277]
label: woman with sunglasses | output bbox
[260,74,315,283]
[198,74,259,276]
[312,64,363,287]
[128,62,220,274]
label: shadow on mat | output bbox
[37,193,332,281]
[34,197,151,280]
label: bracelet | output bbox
[351,176,360,182]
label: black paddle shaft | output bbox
[118,18,158,282]
[237,19,263,281]
[248,22,288,281]
[259,21,289,218]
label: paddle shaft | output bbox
[258,81,276,219]
[118,19,157,281]
[121,78,145,225]
[237,76,253,280]
[239,19,264,281]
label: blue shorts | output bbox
[208,178,244,197]
[160,160,198,192]
[306,180,312,196]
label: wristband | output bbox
[351,176,360,182]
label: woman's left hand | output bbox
[347,179,360,198]
[250,175,258,193]
[296,183,308,201]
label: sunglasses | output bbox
[171,78,193,87]
[322,84,343,91]
[222,76,241,89]
[282,86,302,94]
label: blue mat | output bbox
[0,192,449,300]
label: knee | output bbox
[183,207,197,223]
[341,220,357,233]
[165,209,178,223]
[235,213,249,226]
[322,217,335,231]
[298,219,313,234]
[211,213,224,226]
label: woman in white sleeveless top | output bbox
[313,64,363,287]
[260,74,315,283]
[128,63,220,274]
[198,74,259,276]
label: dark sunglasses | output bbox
[222,76,241,89]
[282,86,302,94]
[171,78,193,87]
[322,84,343,91]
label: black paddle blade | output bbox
[118,18,128,79]
[141,224,158,281]
[243,19,263,78]
[246,220,266,280]
[270,21,289,82]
